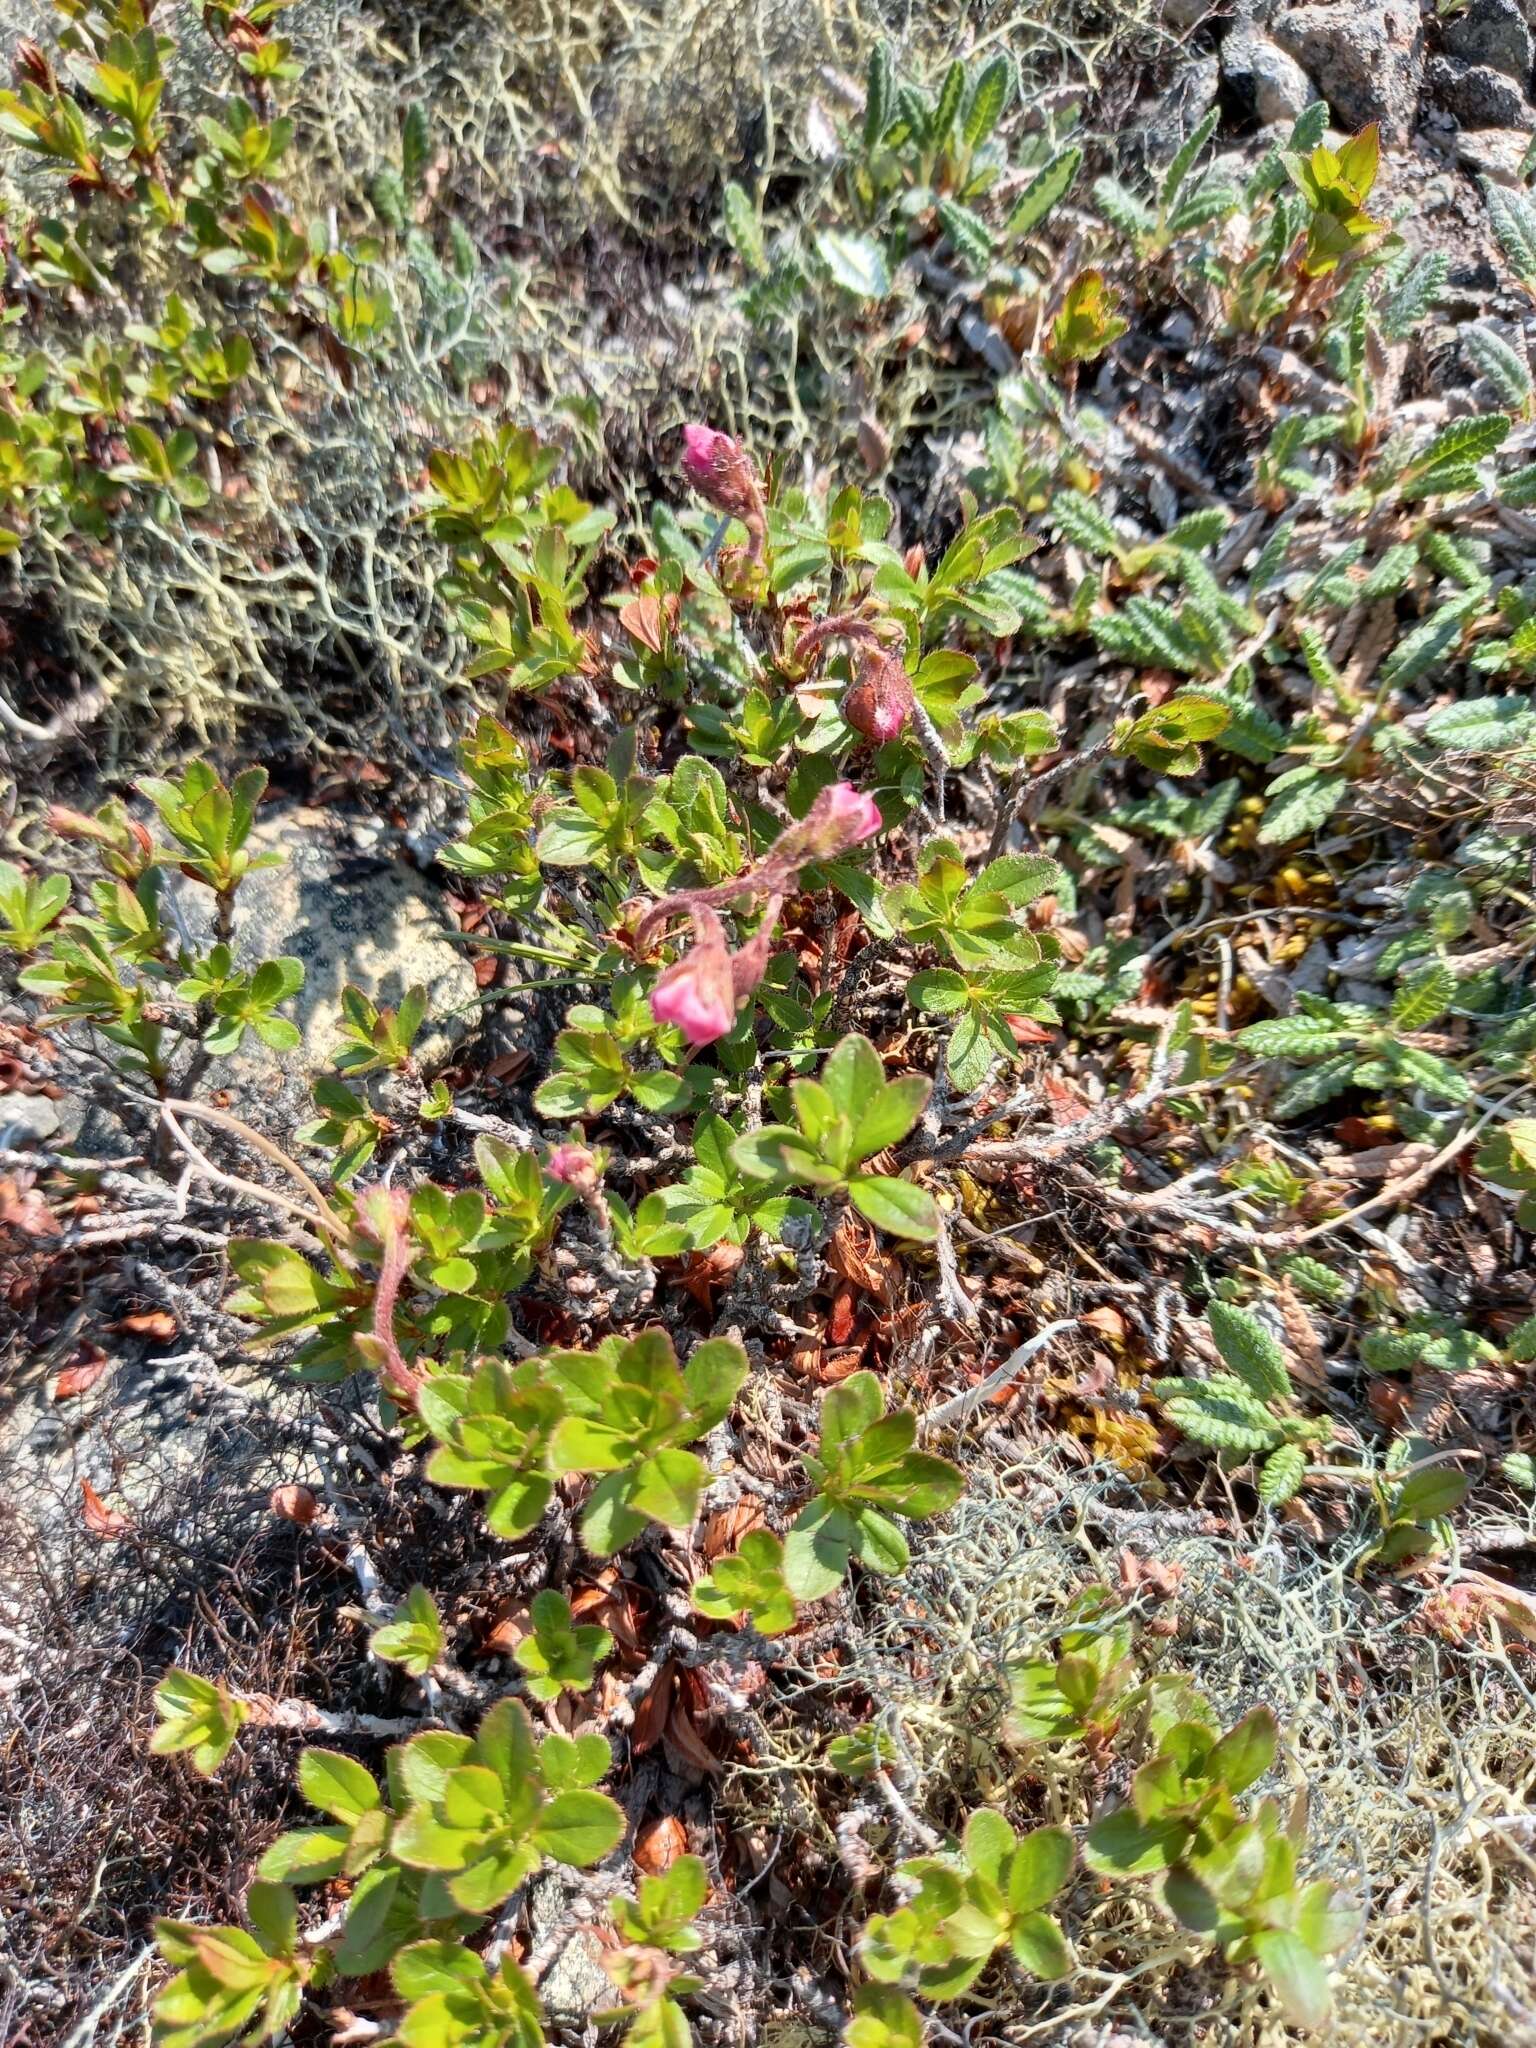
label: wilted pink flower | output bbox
[650,928,738,1047]
[680,424,766,560]
[842,651,914,743]
[649,899,783,1049]
[547,1143,600,1191]
[729,893,783,1002]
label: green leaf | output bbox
[1156,1376,1282,1453]
[864,43,894,151]
[1258,1442,1307,1507]
[846,1986,925,2048]
[150,1667,248,1777]
[817,230,891,299]
[1162,106,1219,214]
[256,1824,350,1884]
[371,1584,444,1678]
[1392,963,1456,1030]
[1007,145,1083,237]
[401,101,430,190]
[850,1074,930,1160]
[1006,1825,1074,1914]
[1273,1052,1359,1118]
[1257,769,1348,844]
[938,198,993,270]
[731,1126,826,1185]
[962,54,1013,146]
[722,180,766,274]
[1252,1927,1332,2029]
[782,1500,856,1600]
[1082,1806,1183,1876]
[1009,1909,1072,1981]
[1425,693,1534,753]
[1393,1464,1470,1522]
[1209,1706,1277,1796]
[534,1787,625,1866]
[1237,1017,1349,1058]
[1207,1300,1291,1404]
[847,1175,939,1242]
[298,1747,380,1824]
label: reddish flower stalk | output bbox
[638,783,883,1048]
[790,612,886,670]
[360,1187,423,1409]
[634,782,883,956]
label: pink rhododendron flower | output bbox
[650,929,737,1047]
[648,898,783,1049]
[842,651,914,743]
[547,1143,599,1190]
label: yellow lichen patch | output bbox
[1062,1403,1162,1476]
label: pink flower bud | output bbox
[680,424,763,530]
[807,780,884,852]
[547,1143,599,1191]
[842,652,914,743]
[650,933,738,1047]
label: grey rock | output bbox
[178,804,479,1127]
[1272,0,1425,141]
[1222,27,1317,124]
[1442,0,1533,80]
[1137,53,1221,168]
[527,1876,611,2017]
[0,1092,61,1145]
[1456,123,1536,179]
[1429,53,1535,127]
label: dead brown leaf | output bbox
[0,1175,60,1237]
[826,1212,900,1304]
[702,1499,764,1561]
[51,1350,110,1401]
[630,1663,675,1753]
[479,1598,533,1659]
[80,1478,132,1538]
[664,1683,721,1777]
[633,1814,688,1874]
[1080,1305,1127,1344]
[1274,1278,1327,1390]
[116,1310,178,1341]
[677,1242,744,1312]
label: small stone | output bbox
[1222,28,1317,126]
[1442,0,1534,81]
[1161,310,1198,350]
[0,1093,61,1145]
[176,803,480,1129]
[1429,53,1535,128]
[1456,124,1535,180]
[526,1876,612,2015]
[1138,53,1221,168]
[1272,0,1425,142]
